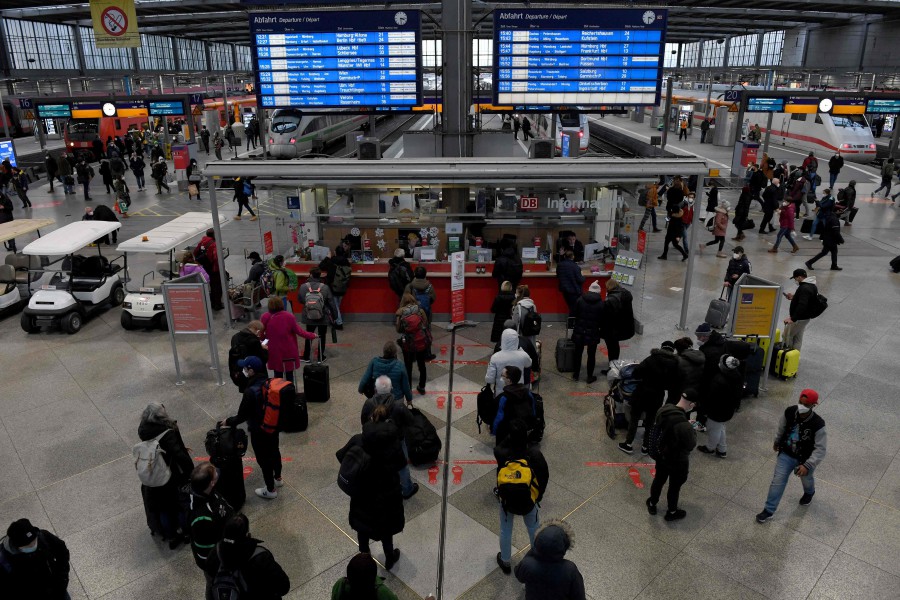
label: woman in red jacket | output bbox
[769,199,800,253]
[260,296,317,382]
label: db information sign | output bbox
[519,196,539,211]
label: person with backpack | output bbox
[803,188,836,240]
[490,281,516,344]
[195,228,224,310]
[0,518,71,600]
[263,255,298,312]
[492,244,524,291]
[387,248,414,300]
[331,552,404,600]
[136,403,194,548]
[486,330,533,399]
[782,268,820,350]
[599,279,634,370]
[618,341,680,455]
[493,419,549,574]
[360,376,419,500]
[514,520,585,600]
[299,267,336,361]
[801,152,819,194]
[151,157,170,194]
[403,266,436,324]
[395,292,430,395]
[835,180,857,226]
[222,356,286,500]
[329,245,352,329]
[232,177,258,221]
[188,462,235,600]
[206,514,290,599]
[696,355,743,459]
[571,280,604,383]
[805,211,844,272]
[229,319,267,392]
[511,284,540,346]
[646,391,697,521]
[358,341,412,404]
[556,250,585,317]
[336,405,407,570]
[179,250,210,283]
[260,296,316,383]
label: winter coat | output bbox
[734,190,752,223]
[838,186,857,211]
[197,235,219,273]
[179,263,209,283]
[331,254,351,297]
[655,404,697,463]
[778,202,796,230]
[572,291,603,345]
[137,416,194,514]
[816,194,836,217]
[712,207,728,237]
[666,209,685,240]
[750,169,767,191]
[494,441,549,503]
[802,155,819,172]
[387,257,413,297]
[774,406,827,471]
[226,374,268,434]
[820,213,844,248]
[828,155,844,174]
[631,348,680,410]
[704,187,718,213]
[724,256,751,284]
[492,382,536,441]
[492,247,524,289]
[207,538,291,600]
[229,328,268,392]
[245,259,265,285]
[703,367,744,423]
[45,155,59,177]
[511,298,538,336]
[129,156,145,176]
[56,155,72,177]
[556,258,584,295]
[260,309,316,371]
[99,160,113,185]
[0,530,71,600]
[698,331,727,398]
[402,278,436,310]
[265,258,292,296]
[514,523,586,600]
[0,193,13,225]
[486,329,532,396]
[789,278,819,321]
[665,185,685,214]
[188,490,234,575]
[359,357,412,402]
[318,256,336,288]
[298,277,336,325]
[151,161,168,181]
[490,291,516,343]
[600,287,634,342]
[676,349,705,398]
[360,392,414,435]
[647,184,660,208]
[762,184,782,211]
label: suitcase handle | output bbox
[720,285,728,300]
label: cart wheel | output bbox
[20,313,39,334]
[121,311,134,330]
[63,311,82,334]
[157,313,169,331]
[110,284,125,307]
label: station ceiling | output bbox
[1,0,899,45]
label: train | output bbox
[530,112,590,155]
[1,101,34,137]
[266,108,371,158]
[659,87,877,163]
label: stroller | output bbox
[604,359,640,439]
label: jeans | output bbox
[358,531,393,559]
[399,440,415,496]
[773,228,797,250]
[82,181,91,199]
[783,319,809,350]
[573,341,597,379]
[333,295,344,325]
[499,502,539,563]
[705,418,727,453]
[302,324,328,360]
[649,458,689,511]
[808,171,818,194]
[250,430,282,492]
[764,452,815,513]
[403,348,427,390]
[829,172,838,189]
[134,173,145,189]
[808,213,823,236]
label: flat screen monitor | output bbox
[413,246,439,262]
[582,242,604,262]
[474,248,493,263]
[309,245,331,262]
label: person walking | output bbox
[331,553,402,600]
[638,181,662,233]
[75,158,94,201]
[805,211,844,271]
[396,293,430,395]
[722,246,751,300]
[836,180,858,225]
[699,117,710,143]
[98,158,114,194]
[490,281,517,344]
[618,341,680,455]
[599,278,634,371]
[782,268,818,350]
[0,518,71,599]
[486,329,532,397]
[759,178,781,234]
[521,116,533,140]
[337,405,407,570]
[232,177,258,221]
[802,152,820,194]
[44,151,58,192]
[804,188,836,240]
[696,355,742,459]
[57,153,74,194]
[299,267,336,361]
[699,202,729,257]
[827,152,843,189]
[658,206,689,261]
[360,376,419,500]
[874,158,894,198]
[678,117,688,140]
[222,356,285,499]
[151,157,170,194]
[514,520,586,600]
[768,197,800,254]
[206,514,290,597]
[756,390,826,523]
[261,296,317,382]
[731,186,752,241]
[129,154,146,191]
[200,126,210,154]
[556,250,585,317]
[512,115,521,140]
[789,171,810,218]
[571,281,604,383]
[213,131,224,160]
[494,419,549,575]
[358,341,412,403]
[188,462,235,600]
[646,391,697,521]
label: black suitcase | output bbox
[555,317,577,373]
[281,392,309,432]
[892,255,900,273]
[800,218,813,234]
[742,345,765,398]
[303,344,330,403]
[210,455,246,511]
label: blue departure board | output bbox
[747,97,786,112]
[148,101,186,116]
[250,11,422,111]
[493,9,666,108]
[36,104,72,118]
[866,98,900,114]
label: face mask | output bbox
[797,403,812,415]
[242,368,250,378]
[19,543,37,554]
[733,253,741,260]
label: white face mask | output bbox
[19,542,38,554]
[242,368,250,378]
[797,403,812,415]
[732,253,741,260]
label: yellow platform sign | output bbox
[90,0,140,48]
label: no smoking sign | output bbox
[101,6,128,36]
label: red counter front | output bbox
[285,261,609,322]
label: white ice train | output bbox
[660,88,877,163]
[266,108,371,158]
[530,112,591,155]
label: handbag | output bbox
[740,219,755,231]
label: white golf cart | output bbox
[20,221,125,334]
[0,219,55,319]
[117,212,227,330]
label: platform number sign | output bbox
[723,90,743,102]
[18,98,33,110]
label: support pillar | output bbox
[440,0,472,158]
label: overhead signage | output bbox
[250,11,423,111]
[89,0,140,48]
[784,97,818,114]
[832,98,865,115]
[723,90,742,102]
[36,104,72,118]
[865,98,900,114]
[0,139,17,168]
[746,97,785,112]
[148,101,186,116]
[492,9,667,108]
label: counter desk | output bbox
[284,261,610,322]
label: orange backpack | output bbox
[260,378,294,434]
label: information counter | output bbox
[284,261,609,322]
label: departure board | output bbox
[866,98,900,114]
[250,11,422,111]
[747,97,785,112]
[493,9,667,108]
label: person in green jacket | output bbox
[331,553,399,600]
[267,255,294,311]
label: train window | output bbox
[559,113,580,127]
[302,118,322,136]
[67,120,99,134]
[270,111,301,134]
[831,114,867,129]
[790,113,807,122]
[814,115,823,125]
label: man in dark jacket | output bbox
[299,267,336,360]
[492,366,537,445]
[835,180,857,226]
[804,188,836,240]
[828,152,843,189]
[732,186,753,241]
[492,245,524,291]
[0,518,71,599]
[757,390,826,523]
[360,376,419,500]
[206,514,290,598]
[571,281,603,383]
[657,207,688,260]
[388,248,414,299]
[229,320,267,392]
[189,462,235,600]
[696,355,743,459]
[694,322,727,430]
[514,520,585,600]
[805,211,843,272]
[749,165,768,208]
[222,357,283,500]
[330,245,352,328]
[647,391,697,521]
[244,251,266,286]
[783,268,818,350]
[600,279,634,370]
[556,250,584,317]
[759,178,781,233]
[673,337,705,399]
[44,151,59,191]
[664,177,685,214]
[619,341,680,455]
[723,246,751,300]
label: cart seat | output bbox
[70,276,106,292]
[0,265,16,296]
[5,254,46,285]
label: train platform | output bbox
[0,142,899,600]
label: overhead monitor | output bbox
[36,103,72,118]
[746,97,785,112]
[493,8,667,109]
[582,242,604,262]
[148,101,186,116]
[865,98,900,114]
[250,10,423,112]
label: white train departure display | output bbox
[250,11,422,110]
[493,9,667,108]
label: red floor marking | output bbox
[428,465,439,484]
[429,391,479,395]
[568,391,607,397]
[584,461,656,468]
[429,359,490,365]
[28,201,63,209]
[628,467,644,488]
[194,456,293,463]
[437,396,446,409]
[242,466,253,480]
[650,466,656,478]
[451,465,464,484]
[451,459,496,465]
[454,395,464,408]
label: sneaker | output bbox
[756,509,774,523]
[664,509,687,521]
[799,493,814,506]
[617,442,634,455]
[657,255,667,260]
[715,252,728,258]
[496,552,511,574]
[830,266,843,271]
[255,487,278,499]
[402,483,420,500]
[646,498,658,515]
[640,445,649,455]
[385,548,401,571]
[586,375,598,384]
[805,261,814,271]
[802,235,813,240]
[696,445,715,454]
[715,450,727,459]
[274,478,284,488]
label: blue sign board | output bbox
[249,11,423,111]
[493,9,667,108]
[0,139,17,168]
[866,98,900,114]
[148,101,186,116]
[36,104,72,118]
[747,97,786,112]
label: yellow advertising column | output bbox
[89,0,140,48]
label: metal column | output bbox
[208,176,233,331]
[440,0,472,158]
[678,177,706,329]
[660,78,673,151]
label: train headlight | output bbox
[269,138,274,144]
[870,144,876,149]
[289,138,295,144]
[578,131,583,138]
[841,144,850,149]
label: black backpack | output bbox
[211,546,265,600]
[528,392,545,444]
[406,407,442,465]
[388,262,412,295]
[337,443,371,497]
[519,306,542,336]
[808,293,828,319]
[205,425,248,459]
[476,385,497,434]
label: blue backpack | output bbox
[414,284,433,314]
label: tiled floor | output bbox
[1,141,899,599]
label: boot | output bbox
[791,246,800,253]
[233,215,242,220]
[768,248,778,253]
[249,216,258,221]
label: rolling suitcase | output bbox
[891,255,900,273]
[800,218,814,234]
[705,287,729,329]
[742,345,765,397]
[303,344,330,403]
[770,342,800,380]
[555,317,577,373]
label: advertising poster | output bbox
[450,251,465,324]
[732,286,778,336]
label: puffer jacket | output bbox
[514,522,586,600]
[724,256,751,284]
[600,287,634,342]
[676,348,705,398]
[631,348,680,410]
[485,329,532,396]
[179,263,209,284]
[555,258,584,295]
[358,357,412,402]
[712,206,729,237]
[572,291,603,345]
[778,202,796,230]
[703,366,744,423]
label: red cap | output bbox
[799,389,819,405]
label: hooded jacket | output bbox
[514,521,586,600]
[703,364,744,423]
[265,258,291,296]
[137,403,194,487]
[0,529,71,599]
[556,257,585,296]
[512,297,538,336]
[492,382,535,442]
[485,329,532,396]
[724,255,751,284]
[778,201,796,230]
[572,291,603,345]
[600,287,634,342]
[229,328,268,392]
[631,348,680,410]
[402,277,436,308]
[698,330,727,388]
[820,212,844,248]
[358,357,412,402]
[387,256,413,297]
[676,348,705,398]
[789,277,819,321]
[492,246,524,289]
[712,205,729,237]
[207,538,290,600]
[656,404,697,462]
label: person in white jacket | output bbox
[511,286,539,346]
[486,329,532,397]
